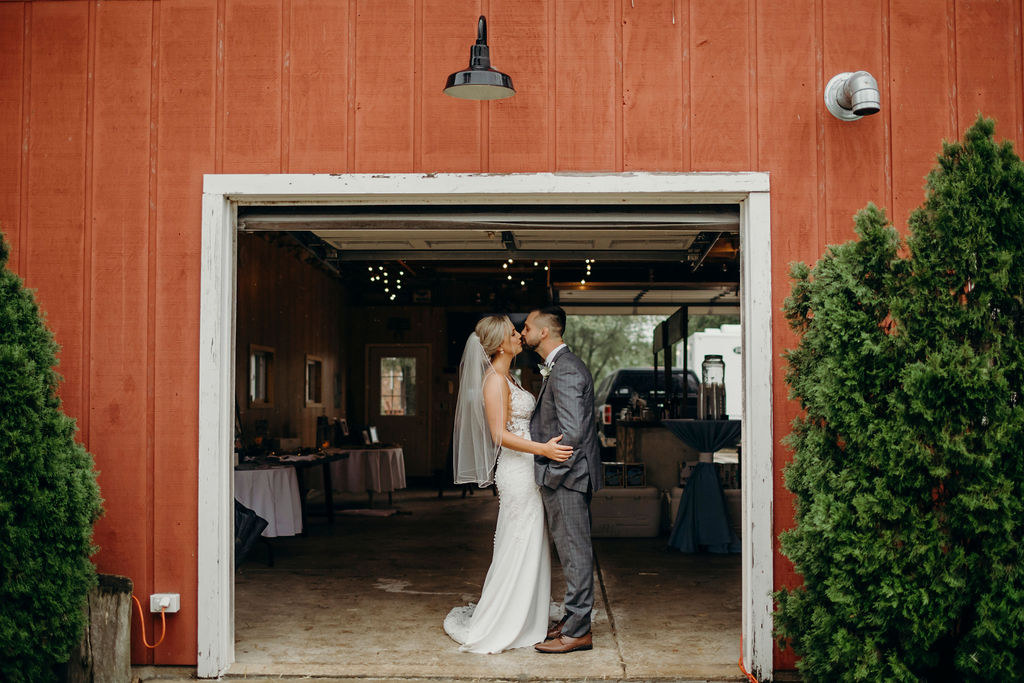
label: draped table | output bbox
[236,449,351,529]
[234,467,303,537]
[661,419,742,553]
[325,445,406,507]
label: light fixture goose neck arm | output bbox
[469,16,491,69]
[476,15,487,44]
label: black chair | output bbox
[235,499,272,567]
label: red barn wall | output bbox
[0,0,1020,668]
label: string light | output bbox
[367,264,406,302]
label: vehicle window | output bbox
[626,373,654,394]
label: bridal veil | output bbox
[452,333,502,487]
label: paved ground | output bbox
[135,487,746,681]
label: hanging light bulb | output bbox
[533,261,539,267]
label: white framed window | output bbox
[248,345,274,406]
[305,355,324,406]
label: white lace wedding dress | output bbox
[443,378,551,653]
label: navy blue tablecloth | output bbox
[660,419,741,454]
[667,463,740,553]
[662,419,741,554]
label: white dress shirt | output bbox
[544,343,567,366]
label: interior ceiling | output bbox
[237,203,741,313]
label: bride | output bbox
[444,314,573,653]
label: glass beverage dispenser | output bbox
[699,354,726,419]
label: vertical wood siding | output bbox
[288,0,350,172]
[0,4,23,268]
[235,234,347,450]
[153,0,218,663]
[89,0,155,665]
[1,0,1021,667]
[622,0,685,170]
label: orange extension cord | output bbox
[738,634,760,682]
[131,594,168,649]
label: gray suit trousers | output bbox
[541,485,594,638]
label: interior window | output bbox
[248,345,274,405]
[305,355,323,405]
[380,356,416,416]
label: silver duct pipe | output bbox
[825,70,881,121]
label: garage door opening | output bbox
[198,173,773,679]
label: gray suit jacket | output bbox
[531,347,602,493]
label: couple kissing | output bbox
[444,306,602,655]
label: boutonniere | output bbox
[539,365,551,378]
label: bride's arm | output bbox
[482,374,572,462]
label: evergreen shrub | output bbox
[0,232,103,681]
[775,116,1024,681]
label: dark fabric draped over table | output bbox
[660,419,741,455]
[662,419,741,554]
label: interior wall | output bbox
[234,240,527,482]
[235,234,348,448]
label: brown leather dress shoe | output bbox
[546,616,568,640]
[534,631,593,654]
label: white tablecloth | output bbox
[327,447,406,493]
[235,467,303,537]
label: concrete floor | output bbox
[147,487,745,682]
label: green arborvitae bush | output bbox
[775,116,1024,682]
[0,232,103,681]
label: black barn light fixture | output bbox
[443,15,515,100]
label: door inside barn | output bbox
[228,200,747,679]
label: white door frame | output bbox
[198,172,774,679]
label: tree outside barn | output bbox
[776,117,1024,681]
[0,232,104,682]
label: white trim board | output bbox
[197,172,774,679]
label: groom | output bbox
[522,305,602,654]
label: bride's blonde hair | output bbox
[475,315,514,360]
[475,315,515,421]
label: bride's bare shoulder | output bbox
[482,371,509,393]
